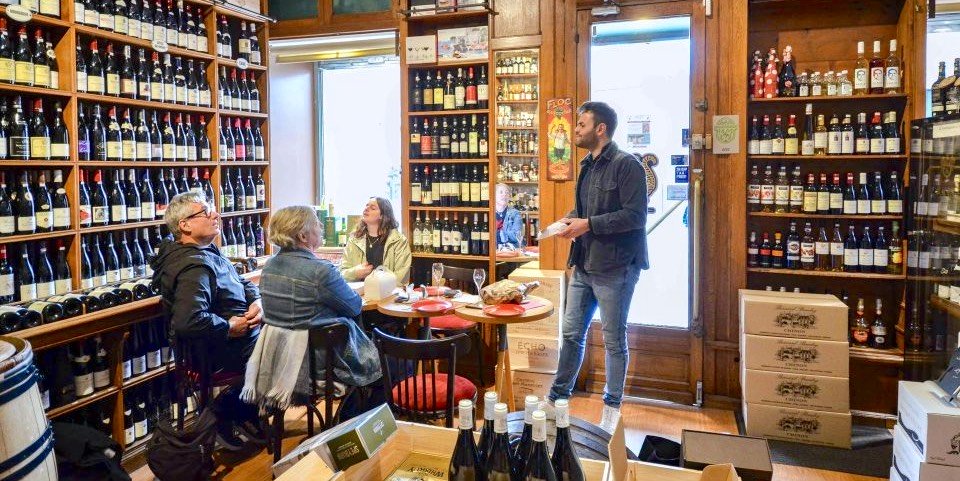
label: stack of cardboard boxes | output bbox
[891,381,960,481]
[506,268,566,407]
[739,289,852,449]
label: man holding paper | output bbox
[545,101,649,434]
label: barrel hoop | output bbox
[0,365,36,405]
[0,423,54,478]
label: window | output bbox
[318,56,402,226]
[927,12,960,116]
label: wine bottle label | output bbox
[885,68,900,89]
[49,70,58,89]
[129,20,141,38]
[0,58,13,83]
[93,369,110,389]
[951,286,960,304]
[773,185,789,205]
[929,202,941,217]
[827,132,841,154]
[238,39,251,54]
[75,373,95,397]
[54,279,70,295]
[132,356,146,375]
[828,193,842,210]
[166,28,178,45]
[939,284,950,299]
[150,83,163,101]
[115,14,129,34]
[868,138,884,154]
[134,419,147,439]
[122,359,131,379]
[854,68,868,89]
[246,196,256,209]
[121,78,136,95]
[30,137,51,158]
[15,61,33,85]
[163,84,175,102]
[252,99,261,112]
[142,202,155,220]
[870,67,884,89]
[51,142,69,158]
[200,90,211,106]
[187,89,199,105]
[121,267,134,280]
[0,274,12,297]
[106,270,121,283]
[758,139,772,155]
[146,350,162,369]
[84,9,98,25]
[784,138,798,155]
[106,73,120,94]
[139,24,152,41]
[874,249,889,267]
[162,144,175,160]
[815,241,829,256]
[843,249,859,266]
[251,51,261,64]
[800,242,815,263]
[34,65,49,88]
[17,215,36,232]
[111,205,126,223]
[81,277,95,290]
[885,138,900,154]
[813,132,827,149]
[176,86,187,103]
[232,97,242,110]
[74,2,84,21]
[178,31,189,48]
[36,282,54,298]
[887,199,903,214]
[856,200,870,214]
[255,146,265,160]
[125,427,135,445]
[840,131,854,154]
[920,252,932,269]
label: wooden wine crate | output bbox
[507,268,565,338]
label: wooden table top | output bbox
[495,252,540,263]
[453,295,554,325]
[375,296,470,318]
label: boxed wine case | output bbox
[740,334,849,377]
[739,289,848,342]
[892,424,960,481]
[897,380,960,467]
[742,402,852,448]
[741,369,849,413]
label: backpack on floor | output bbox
[146,408,218,481]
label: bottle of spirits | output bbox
[851,298,870,347]
[871,298,887,349]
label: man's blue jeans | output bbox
[548,265,641,408]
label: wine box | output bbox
[508,334,560,371]
[507,268,564,338]
[741,369,849,413]
[740,334,849,377]
[511,368,556,408]
[742,402,852,449]
[739,289,848,342]
[892,424,960,481]
[681,430,773,481]
[274,420,612,480]
[405,35,438,65]
[897,381,960,467]
[607,421,741,481]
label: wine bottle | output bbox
[34,171,53,232]
[0,245,13,304]
[477,391,498,463]
[72,342,95,398]
[123,398,135,446]
[91,336,111,390]
[449,399,483,481]
[125,168,141,222]
[52,170,70,230]
[15,172,35,234]
[109,169,127,224]
[513,395,540,466]
[130,322,146,375]
[551,399,585,480]
[46,294,83,318]
[14,26,32,86]
[54,240,72,294]
[18,246,36,302]
[90,104,107,160]
[91,169,109,225]
[0,306,24,334]
[521,410,557,481]
[34,242,55,298]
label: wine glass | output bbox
[473,268,486,305]
[431,263,444,291]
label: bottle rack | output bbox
[0,0,273,461]
[493,48,540,249]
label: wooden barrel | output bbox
[0,336,57,481]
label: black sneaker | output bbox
[216,422,245,452]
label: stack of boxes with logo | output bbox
[506,268,566,407]
[892,379,960,481]
[739,289,852,448]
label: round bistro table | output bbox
[453,295,554,411]
[376,296,470,339]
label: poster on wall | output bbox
[626,115,651,149]
[546,98,574,181]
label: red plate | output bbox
[412,298,453,313]
[483,304,526,317]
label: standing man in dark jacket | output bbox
[150,191,264,450]
[545,102,648,434]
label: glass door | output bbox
[576,0,705,404]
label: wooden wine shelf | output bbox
[403,8,491,24]
[502,181,538,186]
[0,6,71,28]
[80,219,165,234]
[409,158,488,163]
[0,230,76,246]
[0,160,74,166]
[408,109,489,117]
[908,275,960,282]
[497,126,537,130]
[220,208,270,218]
[76,92,217,115]
[920,153,959,162]
[849,346,905,364]
[219,110,269,120]
[46,386,119,419]
[407,58,491,69]
[412,253,489,261]
[80,161,219,168]
[746,267,905,280]
[930,295,960,318]
[229,160,271,166]
[496,73,539,79]
[213,3,273,23]
[18,297,162,350]
[409,206,489,212]
[216,57,268,72]
[748,212,902,220]
[933,218,960,236]
[0,82,72,98]
[749,93,909,104]
[497,99,539,104]
[75,25,215,62]
[748,155,908,160]
[497,153,538,157]
[123,362,174,389]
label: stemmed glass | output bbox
[431,263,444,292]
[472,268,486,306]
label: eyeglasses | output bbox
[183,206,217,221]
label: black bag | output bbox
[146,408,218,481]
[52,422,130,481]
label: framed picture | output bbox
[409,0,436,16]
[405,35,437,65]
[437,26,489,63]
[546,98,574,181]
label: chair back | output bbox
[440,264,482,294]
[372,328,473,428]
[308,321,351,426]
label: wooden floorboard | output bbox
[129,394,885,481]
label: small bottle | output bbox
[810,71,823,96]
[870,298,887,349]
[838,70,853,96]
[851,298,870,347]
[797,71,810,97]
[824,71,837,96]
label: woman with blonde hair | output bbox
[340,197,411,285]
[242,205,381,420]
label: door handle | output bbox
[691,169,705,338]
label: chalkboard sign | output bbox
[333,0,392,14]
[268,0,319,20]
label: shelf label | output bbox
[236,58,249,70]
[152,39,169,53]
[6,5,33,22]
[932,121,960,139]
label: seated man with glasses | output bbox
[150,191,264,450]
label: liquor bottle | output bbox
[486,402,512,481]
[888,221,903,275]
[745,164,761,212]
[771,231,784,268]
[843,225,858,272]
[851,298,870,346]
[520,410,557,481]
[869,40,884,94]
[813,114,827,155]
[932,61,948,116]
[552,399,584,481]
[449,399,482,481]
[884,40,900,94]
[854,41,869,95]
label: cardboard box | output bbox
[897,381,960,467]
[273,404,397,475]
[739,289,848,342]
[508,335,560,371]
[892,424,960,481]
[741,334,849,377]
[681,430,773,481]
[741,369,849,413]
[743,402,852,448]
[275,421,611,481]
[508,268,565,338]
[512,368,556,408]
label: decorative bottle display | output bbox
[747,107,901,157]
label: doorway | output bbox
[577,1,705,404]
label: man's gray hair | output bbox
[165,191,210,239]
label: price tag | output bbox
[236,58,249,70]
[6,5,33,22]
[151,39,169,53]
